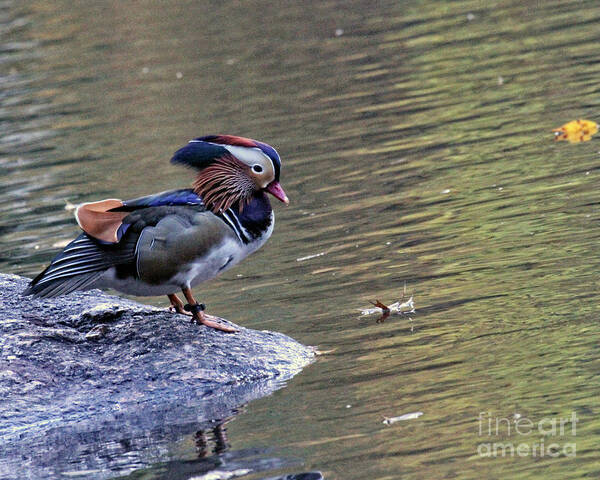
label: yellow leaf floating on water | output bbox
[553,119,598,143]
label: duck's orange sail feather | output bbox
[75,199,128,243]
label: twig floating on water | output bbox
[296,252,326,262]
[360,297,415,316]
[312,347,337,356]
[369,299,391,322]
[383,411,423,425]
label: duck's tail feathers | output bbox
[23,233,129,298]
[23,270,106,298]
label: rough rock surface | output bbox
[0,273,314,479]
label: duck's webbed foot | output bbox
[182,287,238,333]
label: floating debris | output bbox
[360,296,415,316]
[368,300,391,322]
[296,252,326,262]
[64,199,76,211]
[383,411,423,425]
[312,347,337,356]
[553,119,598,143]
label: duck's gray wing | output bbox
[133,209,237,286]
[24,204,235,298]
[23,190,205,298]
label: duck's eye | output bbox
[252,164,263,173]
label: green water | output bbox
[2,0,599,478]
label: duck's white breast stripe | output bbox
[220,210,249,244]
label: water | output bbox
[2,0,599,478]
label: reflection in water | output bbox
[2,0,600,478]
[116,418,321,480]
[0,382,300,480]
[263,473,324,480]
[195,421,231,457]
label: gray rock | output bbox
[0,273,314,479]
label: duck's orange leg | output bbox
[168,293,191,315]
[181,287,238,333]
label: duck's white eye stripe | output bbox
[223,145,270,166]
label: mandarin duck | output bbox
[23,135,289,332]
